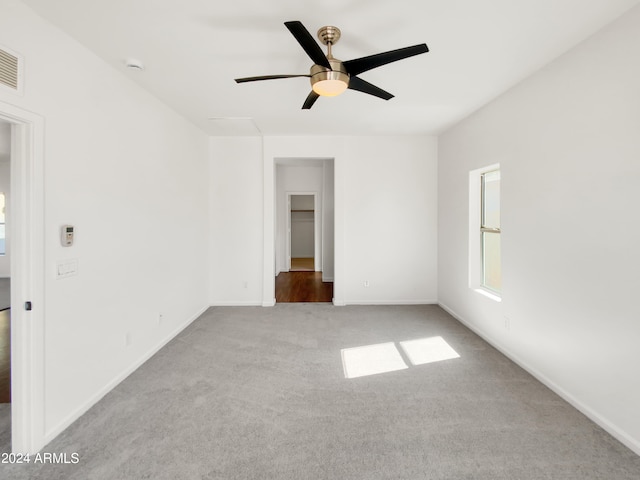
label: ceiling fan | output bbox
[235,21,429,109]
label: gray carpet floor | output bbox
[1,304,639,479]
[0,403,9,452]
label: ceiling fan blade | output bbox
[284,21,332,69]
[348,76,394,100]
[302,91,320,110]
[343,44,429,76]
[235,74,310,83]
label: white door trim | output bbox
[263,139,345,306]
[0,100,45,453]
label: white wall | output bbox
[290,213,314,258]
[341,137,438,304]
[209,135,438,306]
[438,5,640,454]
[0,0,209,448]
[209,136,263,305]
[290,195,314,210]
[322,160,335,281]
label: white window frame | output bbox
[469,164,501,302]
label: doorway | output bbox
[288,194,316,272]
[274,160,334,303]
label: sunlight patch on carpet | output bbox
[341,342,408,379]
[399,336,460,366]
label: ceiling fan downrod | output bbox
[317,25,341,59]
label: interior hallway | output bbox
[275,271,333,303]
[2,305,638,479]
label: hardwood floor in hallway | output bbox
[290,257,314,271]
[275,272,333,303]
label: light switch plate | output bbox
[56,259,78,279]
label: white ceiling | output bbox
[21,0,639,136]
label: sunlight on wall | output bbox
[341,342,408,379]
[341,337,460,379]
[400,336,460,366]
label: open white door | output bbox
[0,101,45,453]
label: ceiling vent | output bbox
[0,47,20,91]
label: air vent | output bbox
[0,48,19,90]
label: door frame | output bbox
[263,140,345,306]
[0,100,45,453]
[286,192,319,272]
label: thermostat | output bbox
[61,225,75,247]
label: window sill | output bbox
[473,288,502,303]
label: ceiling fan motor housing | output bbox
[310,58,350,95]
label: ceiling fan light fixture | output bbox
[310,63,349,97]
[312,78,348,97]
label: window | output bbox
[480,170,500,293]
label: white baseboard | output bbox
[43,304,208,447]
[322,275,334,282]
[438,301,640,457]
[209,301,262,307]
[345,299,438,306]
[262,299,276,307]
